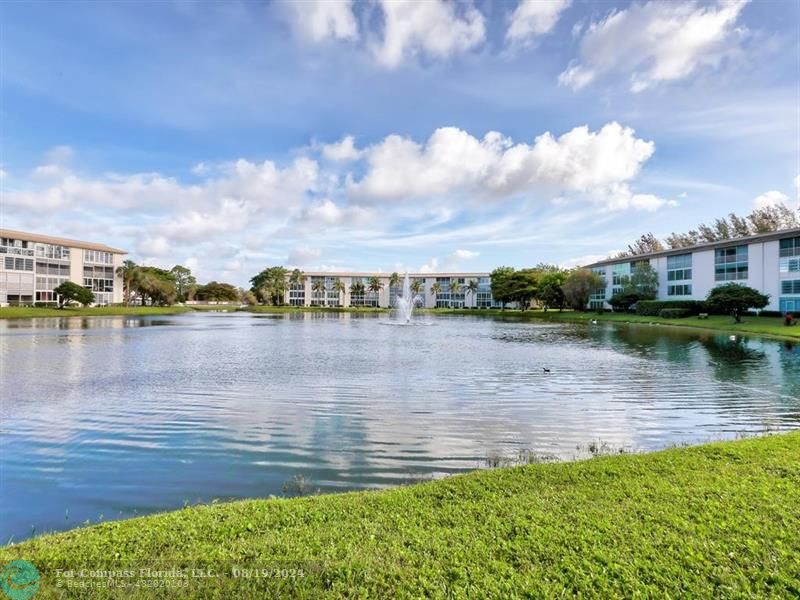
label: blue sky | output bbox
[1,0,798,284]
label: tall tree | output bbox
[410,279,424,298]
[115,259,139,306]
[465,279,479,307]
[430,282,442,307]
[332,279,346,306]
[536,269,568,311]
[389,272,401,290]
[349,281,365,306]
[367,276,383,306]
[250,266,288,306]
[311,279,327,307]
[448,279,462,308]
[194,281,239,302]
[490,266,515,310]
[562,269,604,311]
[170,265,196,302]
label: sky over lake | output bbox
[1,0,798,285]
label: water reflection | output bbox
[1,312,798,543]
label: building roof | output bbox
[584,226,800,268]
[0,229,127,254]
[298,271,490,278]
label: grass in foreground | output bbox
[0,306,196,319]
[3,433,799,598]
[430,308,800,340]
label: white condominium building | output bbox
[285,272,500,309]
[0,229,127,306]
[584,227,800,313]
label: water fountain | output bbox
[394,272,421,323]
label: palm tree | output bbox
[116,260,139,306]
[332,279,346,307]
[289,269,306,287]
[465,279,479,308]
[449,279,462,309]
[410,279,423,297]
[389,271,401,290]
[349,281,365,307]
[311,279,327,307]
[367,276,384,307]
[431,282,442,308]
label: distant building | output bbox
[584,227,800,313]
[285,272,500,309]
[0,229,127,306]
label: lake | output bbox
[1,311,799,543]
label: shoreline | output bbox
[2,305,796,341]
[2,432,798,597]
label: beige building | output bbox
[0,229,127,306]
[285,272,500,309]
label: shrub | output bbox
[659,308,690,319]
[636,300,706,316]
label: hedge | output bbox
[636,300,706,316]
[659,308,691,319]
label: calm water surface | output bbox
[1,312,799,542]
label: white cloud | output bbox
[795,175,800,200]
[418,249,479,273]
[450,249,479,261]
[281,0,358,42]
[44,145,74,165]
[560,0,748,92]
[373,0,485,68]
[561,252,619,269]
[137,235,171,257]
[295,198,371,227]
[0,168,6,180]
[753,189,789,209]
[32,164,69,179]
[349,122,665,210]
[506,0,570,45]
[288,246,322,265]
[321,135,362,161]
[191,162,209,175]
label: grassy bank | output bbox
[428,308,800,340]
[3,433,799,598]
[0,306,196,319]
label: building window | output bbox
[666,254,692,282]
[4,257,34,271]
[781,280,800,295]
[611,263,629,286]
[779,257,800,273]
[668,284,692,296]
[83,249,113,264]
[779,236,800,258]
[714,246,748,281]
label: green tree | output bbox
[194,281,239,302]
[311,279,327,307]
[116,259,139,306]
[54,281,95,307]
[170,265,197,302]
[490,266,515,310]
[562,269,604,311]
[449,279,462,308]
[626,262,659,300]
[430,282,442,307]
[239,289,257,305]
[332,279,346,306]
[133,267,178,306]
[410,279,424,299]
[536,270,567,311]
[506,269,538,310]
[367,276,383,307]
[706,284,770,323]
[349,281,365,306]
[251,266,289,305]
[465,279,479,307]
[389,272,401,290]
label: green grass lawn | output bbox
[3,433,798,598]
[429,308,800,340]
[0,306,195,319]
